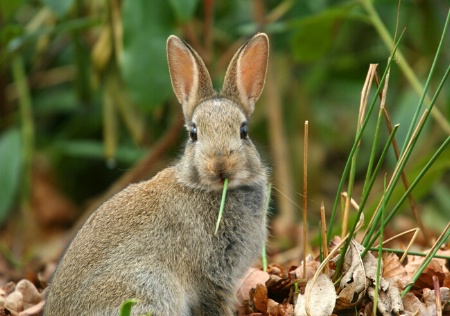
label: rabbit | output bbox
[44,32,270,316]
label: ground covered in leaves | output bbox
[1,236,449,316]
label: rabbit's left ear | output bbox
[221,33,269,118]
[167,35,215,121]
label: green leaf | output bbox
[168,0,199,22]
[42,0,74,17]
[0,0,24,20]
[289,5,355,62]
[119,299,139,316]
[120,0,176,111]
[0,129,23,223]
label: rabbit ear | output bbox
[221,33,269,118]
[167,35,215,121]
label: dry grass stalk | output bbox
[320,202,329,275]
[303,121,309,279]
[342,64,378,238]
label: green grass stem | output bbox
[361,55,449,249]
[119,299,139,316]
[373,176,387,315]
[401,223,450,297]
[398,9,450,154]
[215,178,229,235]
[360,1,450,134]
[327,34,403,244]
[354,125,399,250]
[261,183,272,272]
[362,72,389,197]
[364,136,450,254]
[368,248,450,261]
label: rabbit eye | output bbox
[190,124,198,142]
[240,123,248,139]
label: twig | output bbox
[433,275,442,316]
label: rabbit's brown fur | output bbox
[44,33,269,316]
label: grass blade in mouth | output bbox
[215,178,229,235]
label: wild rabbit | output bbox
[44,33,269,316]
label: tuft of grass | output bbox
[329,9,450,283]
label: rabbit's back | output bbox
[45,167,267,315]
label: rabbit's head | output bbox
[167,34,269,192]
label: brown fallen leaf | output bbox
[291,255,320,280]
[19,300,44,316]
[405,258,446,289]
[335,240,367,310]
[402,292,429,316]
[443,274,450,288]
[295,273,336,316]
[278,302,294,316]
[382,252,408,286]
[4,291,23,313]
[423,287,450,308]
[15,280,43,310]
[252,284,268,313]
[237,268,270,302]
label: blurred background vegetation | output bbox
[0,0,449,265]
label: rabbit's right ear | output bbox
[221,33,269,118]
[167,36,214,121]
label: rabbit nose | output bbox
[210,159,230,179]
[213,159,227,173]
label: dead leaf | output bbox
[405,258,446,289]
[423,287,450,307]
[367,280,404,316]
[336,241,367,309]
[382,253,408,283]
[19,300,44,316]
[15,280,43,309]
[295,273,336,316]
[4,291,23,313]
[278,302,294,316]
[291,255,320,280]
[402,292,428,316]
[443,274,450,288]
[237,268,270,302]
[252,284,268,313]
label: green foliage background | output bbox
[0,0,449,247]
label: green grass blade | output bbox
[327,32,404,244]
[261,183,272,272]
[401,223,450,297]
[215,178,229,235]
[373,175,387,315]
[399,9,450,154]
[368,248,450,260]
[360,126,399,247]
[362,61,449,249]
[365,136,450,252]
[120,299,139,316]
